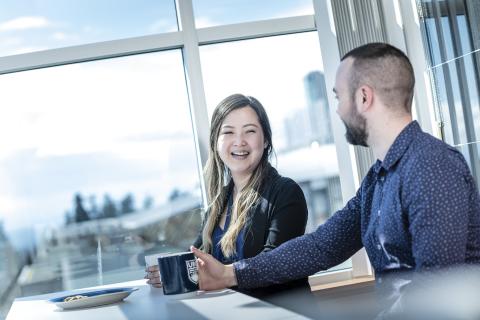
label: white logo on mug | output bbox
[185,259,198,284]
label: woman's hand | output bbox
[144,265,162,288]
[190,246,238,291]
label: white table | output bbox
[6,280,310,320]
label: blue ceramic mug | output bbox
[158,252,199,295]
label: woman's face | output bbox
[217,106,266,183]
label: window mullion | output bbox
[312,0,373,279]
[176,0,209,210]
[0,32,183,75]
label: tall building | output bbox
[282,71,334,151]
[283,109,311,150]
[304,71,333,145]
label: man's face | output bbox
[334,59,369,147]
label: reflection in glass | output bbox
[0,51,201,312]
[192,0,313,28]
[418,0,480,185]
[0,0,178,57]
[200,32,349,272]
[418,0,480,64]
[428,54,480,183]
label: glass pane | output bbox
[418,0,480,185]
[0,0,178,57]
[200,32,350,272]
[428,51,480,184]
[193,0,314,28]
[418,0,479,66]
[0,51,202,313]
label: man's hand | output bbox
[190,246,238,291]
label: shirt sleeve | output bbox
[260,179,308,253]
[405,148,476,269]
[234,188,364,289]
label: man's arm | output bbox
[234,192,364,289]
[191,185,367,291]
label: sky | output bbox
[0,1,324,234]
[0,0,313,56]
[0,0,178,55]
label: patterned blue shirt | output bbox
[234,121,480,288]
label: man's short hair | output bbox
[341,43,415,113]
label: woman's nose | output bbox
[233,133,246,145]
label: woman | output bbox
[146,94,308,296]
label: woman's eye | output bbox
[246,130,256,134]
[221,131,233,135]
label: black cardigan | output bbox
[193,165,309,297]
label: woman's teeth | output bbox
[232,151,249,158]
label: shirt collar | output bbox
[378,121,421,172]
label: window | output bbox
[0,51,202,298]
[0,1,178,56]
[417,0,480,185]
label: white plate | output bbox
[49,287,139,310]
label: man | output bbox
[191,43,480,305]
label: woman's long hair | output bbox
[202,94,273,258]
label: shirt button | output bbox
[376,244,381,250]
[377,210,381,216]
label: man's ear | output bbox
[357,85,374,112]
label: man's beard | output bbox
[343,105,369,147]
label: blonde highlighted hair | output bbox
[202,94,273,258]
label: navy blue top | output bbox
[212,192,245,264]
[234,121,480,288]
